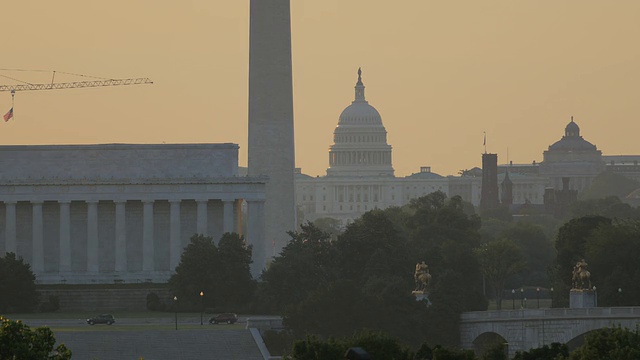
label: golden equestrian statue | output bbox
[414,261,431,293]
[572,259,592,290]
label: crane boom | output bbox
[0,77,153,92]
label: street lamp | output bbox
[173,296,178,330]
[618,287,622,307]
[536,288,540,309]
[512,289,515,310]
[200,291,204,325]
[520,288,524,309]
[550,287,554,308]
[593,286,597,307]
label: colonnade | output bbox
[0,196,263,283]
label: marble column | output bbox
[222,199,235,234]
[31,201,44,274]
[4,202,17,254]
[142,201,154,272]
[246,199,266,277]
[114,201,127,273]
[196,199,208,235]
[169,200,181,271]
[59,201,71,272]
[87,201,99,273]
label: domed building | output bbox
[327,68,394,177]
[296,69,449,224]
[539,117,605,192]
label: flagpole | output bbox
[483,131,487,154]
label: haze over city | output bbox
[2,0,639,177]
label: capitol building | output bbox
[295,70,640,225]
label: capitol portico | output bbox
[0,143,266,284]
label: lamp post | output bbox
[550,287,554,308]
[618,287,622,306]
[512,289,515,310]
[520,288,524,309]
[536,288,540,309]
[593,286,597,307]
[200,291,204,326]
[173,296,178,330]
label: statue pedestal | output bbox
[570,290,597,308]
[412,291,432,306]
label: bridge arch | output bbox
[460,307,640,357]
[565,329,598,352]
[472,332,508,357]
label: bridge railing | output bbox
[461,307,640,322]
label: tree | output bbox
[312,217,343,242]
[476,239,526,310]
[551,216,611,307]
[569,196,640,220]
[289,331,415,360]
[562,326,640,360]
[584,220,640,306]
[169,233,254,311]
[259,222,340,313]
[513,343,569,360]
[0,253,39,313]
[0,316,71,360]
[500,222,554,288]
[215,233,256,307]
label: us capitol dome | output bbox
[326,68,394,177]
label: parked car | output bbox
[208,313,238,324]
[87,314,115,325]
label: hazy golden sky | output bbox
[2,1,639,177]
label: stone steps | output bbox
[55,329,264,360]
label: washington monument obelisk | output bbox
[248,0,296,271]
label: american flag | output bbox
[3,108,13,122]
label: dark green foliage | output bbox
[258,222,339,313]
[261,192,487,349]
[169,233,254,311]
[0,316,71,360]
[431,346,476,360]
[500,222,554,288]
[569,196,640,220]
[146,292,164,311]
[513,342,568,360]
[584,220,640,306]
[476,239,526,310]
[551,216,611,307]
[564,326,640,360]
[480,342,507,360]
[289,331,414,360]
[0,252,40,313]
[262,330,297,357]
[336,209,409,285]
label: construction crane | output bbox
[0,70,153,120]
[0,77,153,92]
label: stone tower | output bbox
[248,0,296,270]
[480,153,500,211]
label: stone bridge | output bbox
[460,307,640,357]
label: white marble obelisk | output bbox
[248,0,296,272]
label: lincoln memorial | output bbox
[0,143,266,284]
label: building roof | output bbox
[547,117,598,152]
